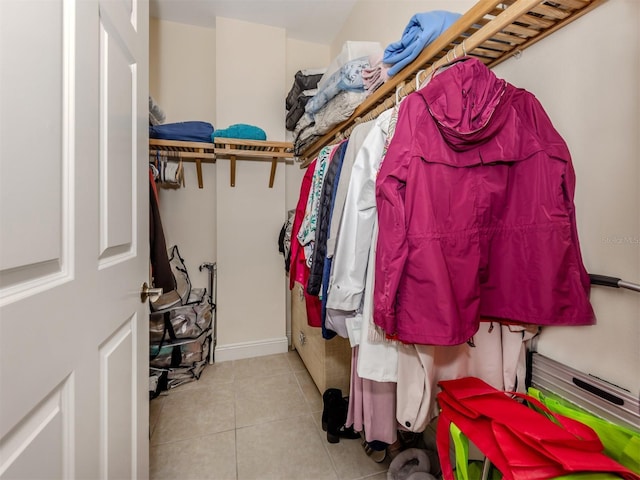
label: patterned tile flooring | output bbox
[149,351,390,480]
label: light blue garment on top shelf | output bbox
[305,57,369,115]
[383,11,462,76]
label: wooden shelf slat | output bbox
[297,0,605,166]
[149,137,293,188]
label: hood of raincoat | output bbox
[415,57,559,165]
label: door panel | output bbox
[99,11,135,259]
[0,377,73,480]
[100,318,135,479]
[0,0,69,292]
[0,0,149,478]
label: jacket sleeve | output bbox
[326,121,387,311]
[373,97,419,336]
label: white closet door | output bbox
[0,0,149,478]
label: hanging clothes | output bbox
[322,110,402,452]
[327,109,393,313]
[326,121,377,262]
[149,168,174,292]
[375,57,595,346]
[298,145,337,267]
[326,109,399,383]
[346,346,398,446]
[289,159,322,327]
[307,140,348,297]
[395,322,539,433]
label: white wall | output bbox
[149,18,216,289]
[493,0,639,395]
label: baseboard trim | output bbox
[214,337,289,362]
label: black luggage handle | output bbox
[589,274,640,293]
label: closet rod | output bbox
[589,274,640,293]
[149,149,216,161]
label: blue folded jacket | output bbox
[212,124,267,141]
[383,11,462,76]
[149,121,214,143]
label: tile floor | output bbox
[149,350,391,480]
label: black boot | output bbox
[325,393,361,443]
[326,393,347,443]
[321,388,342,432]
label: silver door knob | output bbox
[140,282,163,302]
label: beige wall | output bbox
[214,17,288,359]
[330,0,476,57]
[149,16,331,361]
[149,18,216,124]
[493,0,639,395]
[149,18,217,290]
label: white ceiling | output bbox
[149,0,359,44]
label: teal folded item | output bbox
[211,124,267,141]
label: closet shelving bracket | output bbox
[149,137,294,188]
[212,137,295,188]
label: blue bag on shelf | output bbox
[149,121,214,143]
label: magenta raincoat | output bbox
[374,58,595,346]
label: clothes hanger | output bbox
[395,84,403,106]
[415,69,427,90]
[424,40,471,86]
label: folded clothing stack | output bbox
[149,121,214,143]
[286,68,326,131]
[212,124,266,141]
[362,53,390,95]
[293,89,367,156]
[383,11,462,77]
